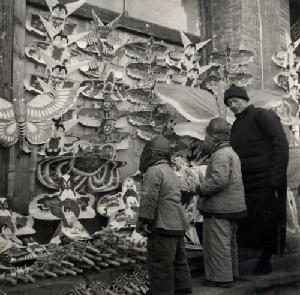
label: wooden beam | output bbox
[27,0,201,45]
[7,0,26,206]
[0,0,14,199]
[0,0,14,100]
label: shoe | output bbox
[202,279,233,288]
[252,261,272,275]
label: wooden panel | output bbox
[26,0,201,44]
[11,0,27,212]
[0,0,14,197]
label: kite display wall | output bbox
[0,0,206,241]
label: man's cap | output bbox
[224,84,249,106]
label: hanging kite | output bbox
[40,16,90,49]
[76,10,124,60]
[0,88,80,148]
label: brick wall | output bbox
[209,0,290,90]
[210,0,242,50]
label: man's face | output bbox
[226,97,248,114]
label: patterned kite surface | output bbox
[0,88,80,147]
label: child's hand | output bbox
[136,219,151,236]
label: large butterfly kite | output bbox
[0,88,80,147]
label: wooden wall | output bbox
[0,0,204,238]
[0,1,14,199]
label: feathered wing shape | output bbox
[92,9,104,27]
[195,39,211,51]
[42,51,92,76]
[0,98,17,146]
[45,0,59,12]
[0,121,18,147]
[40,16,91,47]
[107,12,124,30]
[64,0,86,17]
[92,9,123,30]
[25,121,54,144]
[197,64,217,76]
[180,31,211,52]
[41,50,59,70]
[0,97,15,121]
[40,16,58,41]
[26,88,79,122]
[46,0,86,17]
[180,31,192,48]
[36,77,52,93]
[68,31,91,46]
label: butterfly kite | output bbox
[0,88,80,147]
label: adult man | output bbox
[224,84,289,274]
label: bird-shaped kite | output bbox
[41,50,92,78]
[166,31,211,73]
[40,16,91,49]
[45,0,87,20]
[76,10,124,59]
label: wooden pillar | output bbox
[0,0,14,198]
[11,0,26,211]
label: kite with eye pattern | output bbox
[0,87,80,148]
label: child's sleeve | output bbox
[138,167,162,221]
[199,153,230,197]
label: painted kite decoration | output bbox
[80,119,130,145]
[78,99,128,128]
[37,143,126,193]
[125,87,160,104]
[29,174,96,221]
[166,31,211,73]
[79,70,129,101]
[25,41,85,66]
[126,60,169,82]
[24,74,77,94]
[128,104,171,128]
[76,10,124,59]
[41,50,92,78]
[0,87,80,147]
[44,113,79,157]
[45,0,87,20]
[40,16,91,49]
[272,30,300,124]
[25,12,77,39]
[29,173,94,243]
[97,177,140,231]
[124,37,168,62]
[0,198,35,237]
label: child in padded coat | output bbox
[197,118,247,288]
[136,136,192,295]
